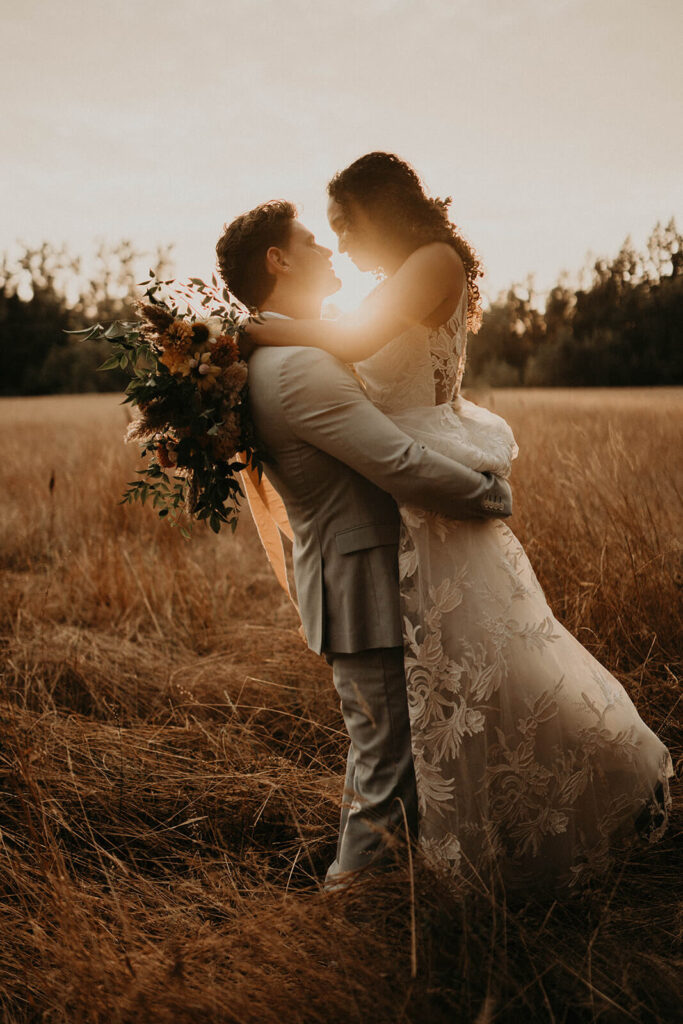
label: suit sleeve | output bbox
[278,349,511,520]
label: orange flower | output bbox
[156,442,177,468]
[221,362,248,390]
[162,319,194,353]
[210,413,241,460]
[159,348,193,377]
[216,334,241,363]
[197,364,222,391]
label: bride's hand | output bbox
[243,319,272,349]
[238,332,255,360]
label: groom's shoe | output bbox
[323,860,376,894]
[323,840,415,895]
[323,869,361,894]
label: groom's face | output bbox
[280,220,341,299]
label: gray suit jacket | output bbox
[247,344,512,655]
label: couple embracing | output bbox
[216,152,672,894]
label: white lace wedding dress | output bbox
[355,291,673,891]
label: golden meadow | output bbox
[1,389,681,1023]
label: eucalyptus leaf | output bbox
[104,322,126,339]
[98,354,124,371]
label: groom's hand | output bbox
[478,474,512,518]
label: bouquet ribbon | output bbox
[238,460,298,613]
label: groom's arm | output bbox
[278,349,511,519]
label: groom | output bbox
[216,201,512,888]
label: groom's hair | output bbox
[216,200,297,309]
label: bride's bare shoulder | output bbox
[402,242,465,283]
[412,241,464,265]
[402,244,466,327]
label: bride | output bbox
[247,152,672,891]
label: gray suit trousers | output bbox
[324,646,418,887]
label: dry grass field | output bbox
[1,389,681,1023]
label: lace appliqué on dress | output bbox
[356,297,673,892]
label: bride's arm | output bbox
[247,243,465,362]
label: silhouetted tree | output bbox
[465,218,682,387]
[466,276,545,386]
[0,241,173,395]
[2,220,681,394]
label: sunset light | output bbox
[2,0,680,302]
[1,4,681,1020]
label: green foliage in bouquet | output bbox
[70,271,263,535]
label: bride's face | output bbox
[327,196,382,272]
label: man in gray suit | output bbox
[216,201,512,889]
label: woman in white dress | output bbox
[248,153,673,891]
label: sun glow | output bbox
[304,210,378,316]
[326,256,377,314]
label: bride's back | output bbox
[355,288,468,413]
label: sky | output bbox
[2,0,682,308]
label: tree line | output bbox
[1,220,681,395]
[465,219,682,387]
[0,242,172,396]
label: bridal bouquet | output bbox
[74,271,262,534]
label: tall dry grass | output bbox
[0,389,681,1023]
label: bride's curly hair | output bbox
[328,152,483,332]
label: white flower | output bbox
[205,316,223,339]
